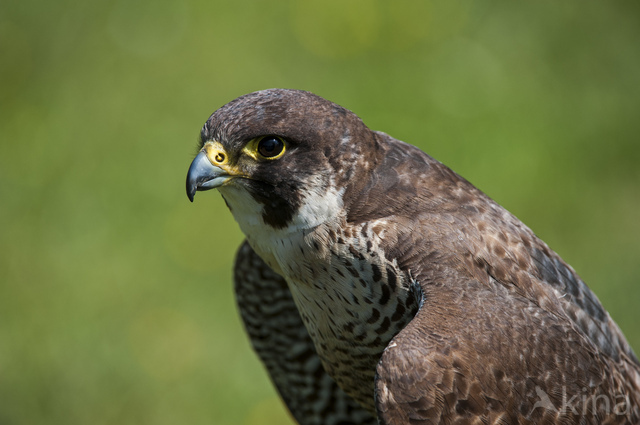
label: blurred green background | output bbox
[1,1,639,424]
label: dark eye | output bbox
[257,136,285,158]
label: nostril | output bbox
[215,153,225,163]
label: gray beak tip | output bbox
[186,151,228,202]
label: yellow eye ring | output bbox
[241,136,287,161]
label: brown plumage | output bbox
[186,89,640,424]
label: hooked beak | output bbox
[186,151,230,202]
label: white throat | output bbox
[219,179,345,274]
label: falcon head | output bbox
[186,89,382,233]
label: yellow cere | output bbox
[204,141,229,166]
[203,141,244,177]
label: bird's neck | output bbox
[222,177,422,411]
[220,178,347,253]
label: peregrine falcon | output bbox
[185,89,640,425]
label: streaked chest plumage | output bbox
[249,220,420,413]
